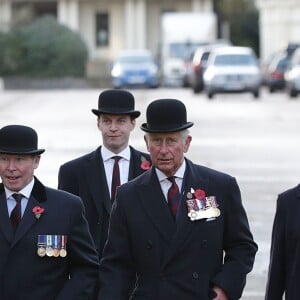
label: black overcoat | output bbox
[58,146,151,257]
[265,184,300,300]
[0,177,99,300]
[99,159,257,300]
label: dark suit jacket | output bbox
[99,159,258,300]
[58,146,150,258]
[265,184,300,300]
[0,177,99,300]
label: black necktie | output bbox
[10,193,23,231]
[111,156,121,201]
[167,176,180,219]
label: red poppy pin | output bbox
[194,189,206,200]
[32,206,45,219]
[140,156,151,170]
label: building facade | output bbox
[0,0,213,78]
[256,0,300,61]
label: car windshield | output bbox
[169,42,208,59]
[214,54,257,66]
[277,57,289,71]
[118,55,153,64]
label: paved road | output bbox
[1,87,300,299]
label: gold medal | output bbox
[53,248,60,257]
[52,235,60,257]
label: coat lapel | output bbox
[12,196,41,247]
[2,177,47,248]
[162,159,209,267]
[85,148,111,214]
[0,185,14,243]
[138,168,175,243]
[128,147,149,180]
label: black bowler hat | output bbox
[0,125,45,155]
[91,89,140,119]
[140,99,194,133]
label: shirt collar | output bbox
[155,159,186,182]
[5,177,35,199]
[101,145,130,162]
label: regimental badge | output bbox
[186,188,220,221]
[36,235,68,258]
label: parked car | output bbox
[285,47,300,98]
[203,46,261,99]
[188,41,231,93]
[111,49,160,89]
[182,49,197,87]
[189,45,214,93]
[265,52,290,93]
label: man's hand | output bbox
[212,285,229,300]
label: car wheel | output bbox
[207,91,214,99]
[253,89,260,99]
[289,88,298,98]
[193,83,202,94]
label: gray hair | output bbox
[144,129,190,142]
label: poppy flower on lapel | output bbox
[194,189,206,200]
[140,156,151,170]
[32,206,45,219]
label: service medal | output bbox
[37,235,47,257]
[46,246,54,257]
[59,248,67,257]
[46,235,53,257]
[60,235,67,257]
[52,235,60,257]
[37,246,46,257]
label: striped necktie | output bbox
[111,156,121,201]
[167,176,180,219]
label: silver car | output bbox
[285,47,300,98]
[203,46,261,99]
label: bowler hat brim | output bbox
[92,109,140,119]
[0,149,45,155]
[140,122,193,133]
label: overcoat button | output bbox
[200,240,207,248]
[192,272,199,279]
[146,240,153,249]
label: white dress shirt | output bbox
[155,159,186,202]
[6,177,34,217]
[101,146,131,198]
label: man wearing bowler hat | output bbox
[58,89,151,261]
[0,125,99,300]
[98,99,257,300]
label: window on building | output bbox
[96,13,109,47]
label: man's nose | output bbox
[7,160,17,170]
[159,141,169,153]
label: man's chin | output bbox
[157,165,173,174]
[107,142,124,152]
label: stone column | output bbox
[135,0,146,49]
[124,0,135,49]
[192,0,213,12]
[57,0,79,31]
[0,0,12,32]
